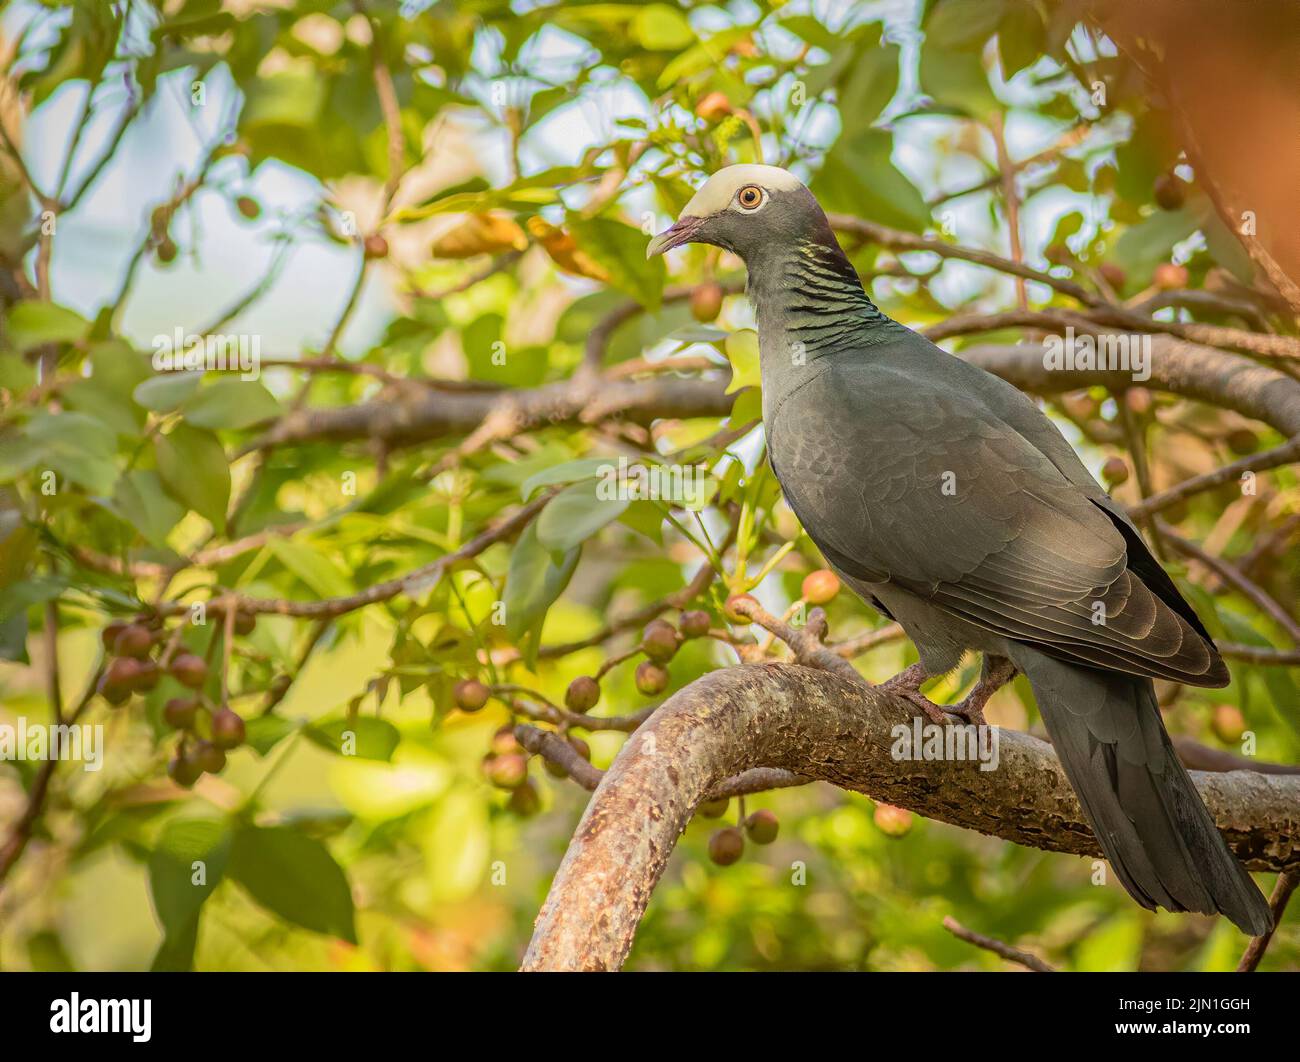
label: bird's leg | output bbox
[947,655,1018,728]
[878,663,949,726]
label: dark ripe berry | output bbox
[679,610,710,639]
[1153,173,1187,211]
[1101,456,1129,486]
[133,660,160,692]
[1125,388,1153,415]
[269,674,292,699]
[801,569,840,605]
[192,740,226,774]
[453,678,490,713]
[1098,262,1126,290]
[156,237,177,264]
[211,708,246,749]
[235,195,260,219]
[635,661,669,696]
[567,736,591,762]
[694,91,732,123]
[1153,262,1189,291]
[167,754,203,788]
[363,233,389,259]
[697,797,729,819]
[690,281,724,323]
[564,675,600,713]
[708,827,745,866]
[491,725,522,757]
[113,623,153,659]
[169,652,208,689]
[104,656,143,697]
[641,621,679,663]
[1227,428,1257,455]
[234,611,256,636]
[1212,704,1246,744]
[1061,391,1098,421]
[873,803,914,838]
[508,779,541,817]
[723,593,757,624]
[163,697,199,731]
[101,621,128,651]
[484,752,528,789]
[744,809,779,845]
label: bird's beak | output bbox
[646,215,704,259]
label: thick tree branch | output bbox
[521,664,1300,971]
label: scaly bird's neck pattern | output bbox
[749,235,896,412]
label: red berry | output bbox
[635,661,669,696]
[697,797,729,819]
[192,740,226,774]
[801,570,840,605]
[641,620,679,663]
[113,623,153,659]
[708,827,745,866]
[690,282,724,323]
[169,652,208,689]
[453,679,490,713]
[210,708,245,749]
[679,610,711,639]
[1153,263,1189,291]
[163,697,199,731]
[1101,456,1129,486]
[873,803,914,837]
[484,752,528,789]
[490,725,522,757]
[363,233,389,259]
[101,621,128,651]
[167,754,203,788]
[744,808,780,844]
[564,676,600,713]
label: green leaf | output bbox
[305,716,401,761]
[26,411,119,495]
[814,130,930,233]
[244,714,301,757]
[536,479,629,553]
[147,817,232,972]
[503,518,580,648]
[724,329,761,394]
[134,371,203,412]
[111,469,186,547]
[919,43,999,119]
[155,423,230,527]
[520,457,611,500]
[4,302,89,352]
[998,0,1046,77]
[182,377,281,430]
[227,825,357,943]
[838,41,900,127]
[570,216,664,311]
[268,538,353,598]
[634,3,695,50]
[926,0,1007,50]
[1113,208,1198,282]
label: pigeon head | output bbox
[646,164,832,264]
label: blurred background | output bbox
[0,0,1296,972]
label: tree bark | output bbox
[521,663,1300,972]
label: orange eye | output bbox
[737,185,763,209]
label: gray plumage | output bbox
[649,165,1270,934]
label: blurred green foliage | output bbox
[0,0,1295,972]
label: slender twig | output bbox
[1236,870,1299,972]
[942,916,1056,972]
[1128,437,1300,520]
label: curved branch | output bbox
[521,664,1300,971]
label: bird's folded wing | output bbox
[772,365,1223,685]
